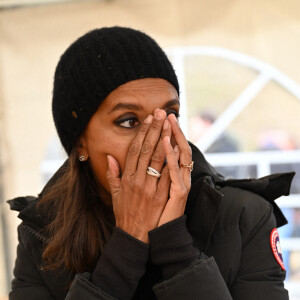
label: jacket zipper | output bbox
[20,223,48,244]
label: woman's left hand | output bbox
[158,113,192,227]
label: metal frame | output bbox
[167,46,300,150]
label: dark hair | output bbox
[38,148,114,274]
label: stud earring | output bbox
[79,155,86,162]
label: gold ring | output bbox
[147,166,161,178]
[180,161,194,172]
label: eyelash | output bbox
[116,111,180,129]
[116,118,139,129]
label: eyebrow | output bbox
[109,102,143,113]
[162,99,180,109]
[108,98,180,114]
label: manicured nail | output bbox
[154,109,164,120]
[169,113,178,123]
[107,155,112,168]
[144,115,153,123]
[163,120,169,130]
[107,155,120,176]
[174,145,179,153]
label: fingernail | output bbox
[144,115,153,123]
[154,109,164,120]
[163,120,168,130]
[169,113,178,123]
[107,155,112,168]
[107,155,120,176]
[174,145,179,153]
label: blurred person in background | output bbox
[188,111,247,179]
[258,130,300,193]
[7,27,294,299]
[188,111,239,153]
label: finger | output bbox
[156,163,171,204]
[162,136,183,187]
[147,119,171,185]
[168,114,192,185]
[161,119,172,144]
[136,109,166,177]
[106,155,121,199]
[174,144,180,162]
[168,113,192,163]
[123,115,153,177]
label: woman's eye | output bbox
[117,118,139,128]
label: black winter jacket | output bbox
[8,144,294,299]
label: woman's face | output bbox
[78,78,179,193]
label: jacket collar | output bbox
[186,143,224,251]
[186,176,223,252]
[215,172,295,227]
[186,143,295,250]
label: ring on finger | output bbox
[147,166,161,178]
[180,161,194,172]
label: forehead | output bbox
[101,78,179,111]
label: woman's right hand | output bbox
[106,109,175,243]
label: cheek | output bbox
[106,130,140,174]
[89,139,131,192]
[110,141,129,175]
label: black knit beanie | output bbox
[52,26,179,155]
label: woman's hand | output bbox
[106,109,172,243]
[158,113,192,227]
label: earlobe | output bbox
[76,137,89,162]
[79,155,87,162]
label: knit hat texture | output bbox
[52,26,179,155]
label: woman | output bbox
[8,27,294,299]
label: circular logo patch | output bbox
[270,228,285,271]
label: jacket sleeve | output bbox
[229,201,289,299]
[68,227,149,300]
[149,216,233,300]
[10,225,148,300]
